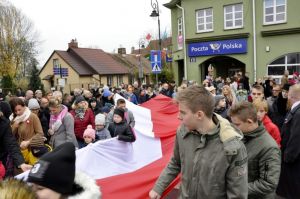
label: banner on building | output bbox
[188,38,247,57]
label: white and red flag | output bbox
[76,94,180,199]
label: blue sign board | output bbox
[150,50,162,74]
[61,68,68,77]
[53,67,60,75]
[188,38,247,57]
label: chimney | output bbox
[118,47,126,55]
[68,39,78,48]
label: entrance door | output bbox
[200,56,245,81]
[177,60,184,85]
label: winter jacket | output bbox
[0,117,24,169]
[70,108,95,141]
[95,128,111,141]
[262,115,281,147]
[153,114,248,199]
[22,144,52,165]
[108,121,135,142]
[10,110,44,145]
[243,123,281,199]
[49,112,78,149]
[276,103,300,198]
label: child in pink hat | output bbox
[83,125,95,146]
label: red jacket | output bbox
[70,108,95,141]
[0,161,5,180]
[262,115,281,147]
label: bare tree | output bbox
[0,0,39,79]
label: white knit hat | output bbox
[95,113,106,125]
[28,98,40,110]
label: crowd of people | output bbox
[0,69,300,198]
[149,70,300,199]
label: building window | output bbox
[178,17,182,36]
[224,3,243,29]
[53,59,59,67]
[196,8,213,33]
[117,75,123,86]
[264,0,286,25]
[177,17,183,50]
[107,75,113,86]
[267,53,300,83]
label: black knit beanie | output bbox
[27,142,76,195]
[113,108,125,120]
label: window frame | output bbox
[263,0,287,25]
[196,8,213,33]
[267,53,300,83]
[224,3,244,30]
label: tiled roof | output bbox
[55,50,95,75]
[70,48,129,75]
[110,53,151,74]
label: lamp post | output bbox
[150,0,161,86]
[138,39,145,86]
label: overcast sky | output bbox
[8,0,171,67]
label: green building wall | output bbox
[165,0,300,84]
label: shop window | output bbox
[196,8,213,33]
[264,0,286,25]
[224,3,243,29]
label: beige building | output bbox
[39,39,151,93]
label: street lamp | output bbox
[150,0,161,86]
[138,39,145,85]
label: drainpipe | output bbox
[252,0,257,82]
[176,4,187,80]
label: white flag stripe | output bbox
[76,94,162,179]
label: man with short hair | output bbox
[149,86,248,199]
[228,101,281,199]
[34,90,43,102]
[25,90,34,105]
[276,84,300,198]
[250,84,265,102]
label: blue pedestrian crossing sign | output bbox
[150,50,162,74]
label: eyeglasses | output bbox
[272,90,280,92]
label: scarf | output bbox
[75,108,85,120]
[49,105,68,132]
[9,107,31,123]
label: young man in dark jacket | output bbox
[229,101,281,199]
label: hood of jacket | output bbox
[68,172,101,199]
[215,114,243,142]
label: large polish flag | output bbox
[76,94,180,199]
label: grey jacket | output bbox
[49,113,78,149]
[243,123,281,199]
[153,114,248,199]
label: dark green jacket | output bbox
[153,115,248,199]
[243,123,281,199]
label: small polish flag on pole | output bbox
[146,33,152,41]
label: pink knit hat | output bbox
[83,125,95,141]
